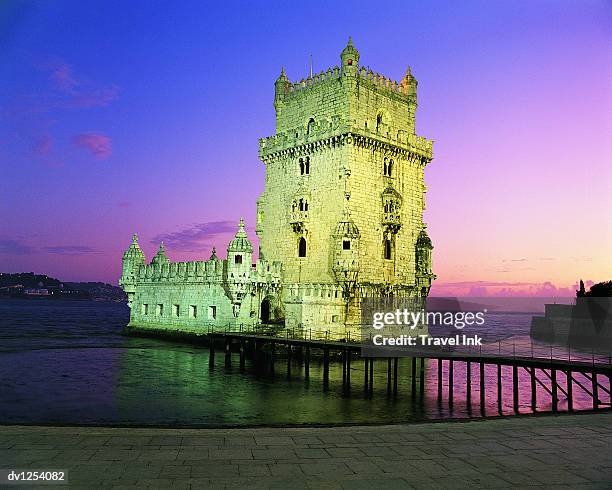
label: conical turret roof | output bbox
[150,242,169,266]
[123,234,145,261]
[334,210,360,238]
[416,227,433,249]
[227,218,253,253]
[341,36,359,59]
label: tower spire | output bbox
[309,53,313,79]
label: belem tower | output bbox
[119,38,435,337]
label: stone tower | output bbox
[256,38,435,329]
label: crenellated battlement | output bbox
[259,118,433,161]
[277,64,415,103]
[136,258,224,284]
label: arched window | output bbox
[387,159,393,177]
[384,239,392,260]
[307,118,315,135]
[298,237,307,257]
[299,158,305,175]
[376,114,383,132]
[383,158,388,176]
[305,156,310,175]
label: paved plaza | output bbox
[1,413,611,488]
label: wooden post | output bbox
[567,370,573,412]
[551,368,558,412]
[323,347,329,387]
[342,349,346,386]
[346,349,351,388]
[270,341,275,375]
[437,358,443,401]
[497,364,502,413]
[224,338,231,368]
[364,357,369,393]
[466,361,472,403]
[387,358,392,395]
[287,343,292,379]
[208,335,215,369]
[448,359,454,406]
[531,367,537,411]
[592,372,598,410]
[239,340,245,371]
[393,357,398,396]
[305,345,310,380]
[411,357,417,396]
[479,361,485,413]
[419,357,425,398]
[513,364,519,413]
[369,357,374,395]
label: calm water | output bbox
[0,299,607,427]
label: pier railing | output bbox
[209,323,612,367]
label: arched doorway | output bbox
[261,298,271,324]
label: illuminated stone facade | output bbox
[120,39,435,335]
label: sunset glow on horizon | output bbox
[1,1,610,296]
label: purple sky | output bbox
[1,1,611,296]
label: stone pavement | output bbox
[0,413,611,489]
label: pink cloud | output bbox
[72,132,112,160]
[15,58,120,115]
[431,280,581,298]
[47,60,79,93]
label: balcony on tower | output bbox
[381,187,402,234]
[290,197,309,233]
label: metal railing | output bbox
[208,323,612,367]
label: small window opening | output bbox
[298,237,307,257]
[235,254,242,264]
[208,305,217,319]
[384,239,392,260]
[299,158,305,175]
[173,304,180,317]
[343,240,351,250]
[189,305,197,318]
[305,156,310,175]
[307,118,315,135]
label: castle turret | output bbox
[400,66,418,132]
[340,36,359,76]
[274,67,290,117]
[225,218,254,306]
[150,242,169,267]
[415,225,435,295]
[120,233,145,307]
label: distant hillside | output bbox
[0,272,126,302]
[65,281,126,301]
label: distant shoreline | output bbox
[0,296,126,303]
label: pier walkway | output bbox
[1,412,611,488]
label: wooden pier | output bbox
[208,329,612,414]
